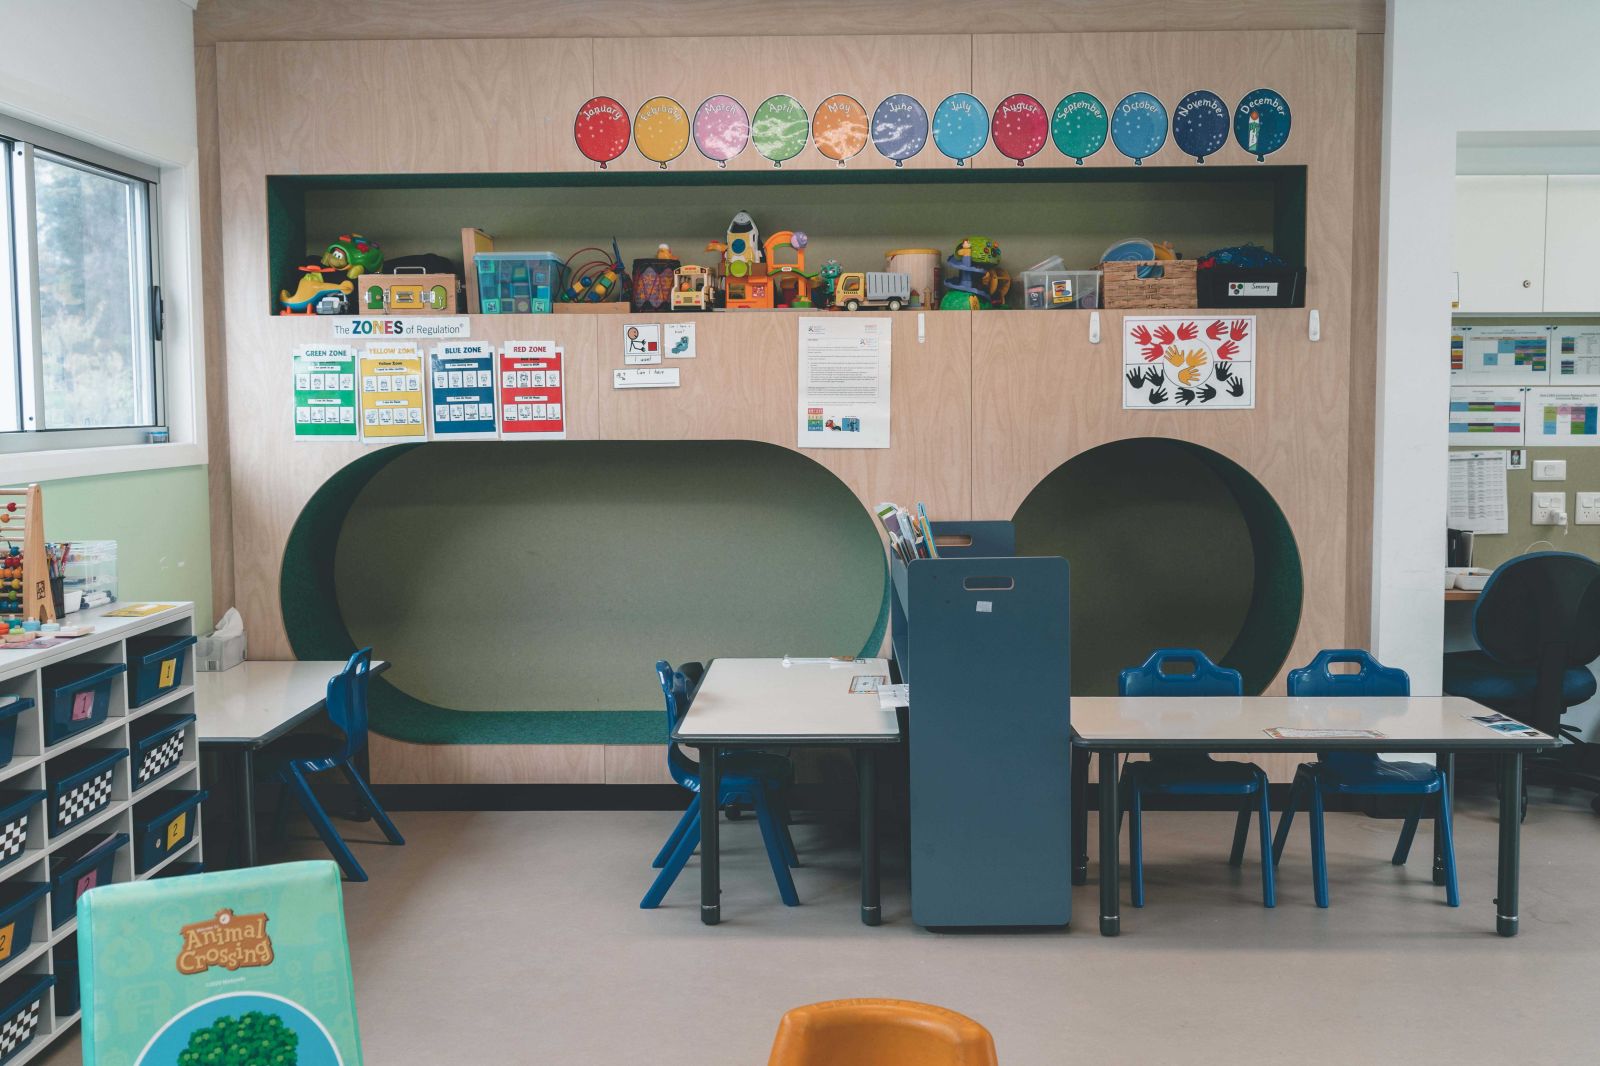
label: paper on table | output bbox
[878,683,909,709]
[1447,450,1509,535]
[1264,727,1386,740]
[1465,712,1545,738]
[797,316,891,449]
[105,604,176,617]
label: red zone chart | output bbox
[499,341,566,439]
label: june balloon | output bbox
[752,94,809,167]
[932,92,988,167]
[574,96,630,169]
[1111,92,1167,166]
[1051,92,1107,164]
[1234,88,1291,161]
[693,95,749,168]
[813,94,869,165]
[633,96,689,168]
[991,93,1048,166]
[871,94,928,166]
[1172,89,1230,164]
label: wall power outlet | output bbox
[1576,492,1600,525]
[1532,491,1567,526]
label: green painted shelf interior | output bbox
[1013,438,1303,695]
[282,441,889,745]
[267,165,1306,313]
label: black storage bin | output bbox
[1196,265,1306,308]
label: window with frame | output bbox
[1,116,163,449]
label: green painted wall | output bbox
[38,465,214,627]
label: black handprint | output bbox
[1226,376,1245,397]
[1177,387,1196,405]
[1213,361,1233,384]
[1126,367,1146,389]
[1144,366,1165,386]
[1199,384,1217,402]
[1148,387,1168,405]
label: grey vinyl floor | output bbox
[37,781,1600,1064]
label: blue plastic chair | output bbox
[270,648,404,882]
[641,660,800,909]
[1119,649,1274,908]
[1272,649,1458,908]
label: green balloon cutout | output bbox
[1052,91,1108,165]
[752,94,809,166]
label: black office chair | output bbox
[1442,551,1600,813]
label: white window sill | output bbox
[0,441,206,483]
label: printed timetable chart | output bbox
[359,341,427,442]
[1449,327,1551,385]
[1526,388,1600,447]
[429,340,497,439]
[499,340,566,440]
[292,343,357,439]
[1555,327,1600,384]
[1448,386,1525,446]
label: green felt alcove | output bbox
[282,441,889,744]
[1013,438,1302,696]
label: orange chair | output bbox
[767,999,998,1066]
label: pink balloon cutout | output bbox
[693,95,750,167]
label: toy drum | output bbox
[885,248,940,309]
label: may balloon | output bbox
[633,96,689,169]
[1172,89,1230,164]
[1111,92,1167,166]
[871,94,928,167]
[752,94,809,167]
[574,96,630,169]
[693,95,749,167]
[813,94,869,165]
[1051,92,1107,165]
[932,92,988,167]
[991,93,1048,166]
[1235,88,1291,161]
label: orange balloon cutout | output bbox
[812,94,869,165]
[633,96,690,169]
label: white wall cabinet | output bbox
[1453,175,1548,312]
[1544,175,1600,312]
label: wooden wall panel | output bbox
[197,44,235,621]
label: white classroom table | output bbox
[1069,695,1553,937]
[674,657,902,926]
[196,659,388,866]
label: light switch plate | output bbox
[1578,492,1600,525]
[1533,459,1567,481]
[1532,491,1567,525]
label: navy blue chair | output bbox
[641,660,800,909]
[1443,552,1600,810]
[1119,649,1274,908]
[270,648,405,882]
[1273,650,1458,908]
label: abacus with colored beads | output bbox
[0,485,55,624]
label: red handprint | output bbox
[1176,321,1198,341]
[1131,324,1152,346]
[1153,325,1176,345]
[1205,320,1227,341]
[1216,339,1240,360]
[1229,319,1250,341]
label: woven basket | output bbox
[1101,260,1197,309]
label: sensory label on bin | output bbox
[499,341,566,440]
[429,341,498,439]
[359,342,427,442]
[292,344,358,439]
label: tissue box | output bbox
[194,631,245,672]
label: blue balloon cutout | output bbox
[1234,88,1291,161]
[1172,89,1230,164]
[1111,92,1167,166]
[932,93,988,166]
[872,94,929,167]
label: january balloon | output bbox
[574,96,630,168]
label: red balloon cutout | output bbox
[575,96,631,168]
[992,93,1048,165]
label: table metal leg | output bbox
[1496,752,1522,937]
[1071,745,1089,886]
[699,745,721,926]
[1098,751,1120,936]
[1433,751,1455,886]
[858,747,880,926]
[239,748,258,868]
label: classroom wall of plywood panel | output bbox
[205,26,1367,785]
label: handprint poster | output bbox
[1123,315,1255,410]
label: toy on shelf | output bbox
[0,485,55,624]
[323,233,383,278]
[360,268,457,314]
[833,271,911,311]
[1021,256,1101,310]
[885,248,940,308]
[475,251,564,313]
[632,243,680,313]
[940,237,1010,310]
[705,212,818,310]
[671,265,714,311]
[563,240,630,304]
[277,259,352,315]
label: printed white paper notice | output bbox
[1447,450,1509,535]
[665,321,697,358]
[797,316,891,449]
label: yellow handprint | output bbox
[1176,347,1208,386]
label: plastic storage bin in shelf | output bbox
[0,881,46,968]
[46,748,126,837]
[1021,268,1102,309]
[125,633,196,708]
[474,251,564,314]
[130,713,194,790]
[0,972,52,1063]
[132,790,206,873]
[40,661,125,746]
[0,791,43,873]
[0,698,29,770]
[51,936,77,1018]
[49,833,126,930]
